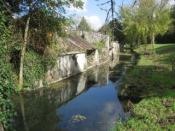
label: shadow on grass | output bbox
[155,44,175,65]
[156,44,175,55]
[119,65,175,99]
[116,46,175,130]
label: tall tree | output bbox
[145,0,172,46]
[78,17,91,32]
[120,0,172,50]
[97,0,116,40]
[4,0,84,90]
[99,19,125,44]
[156,4,175,43]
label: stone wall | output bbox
[45,53,87,84]
[35,33,120,87]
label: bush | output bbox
[0,9,16,131]
[23,50,45,89]
[95,40,105,52]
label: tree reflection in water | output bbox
[14,61,128,131]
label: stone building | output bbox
[35,32,119,86]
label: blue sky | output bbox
[67,0,132,30]
[67,0,175,30]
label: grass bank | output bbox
[115,44,175,130]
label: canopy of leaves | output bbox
[9,0,84,77]
[156,5,175,43]
[9,0,83,52]
[78,17,92,31]
[120,0,172,46]
[99,19,125,44]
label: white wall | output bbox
[46,53,87,84]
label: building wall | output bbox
[35,33,120,87]
[45,53,87,84]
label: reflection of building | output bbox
[76,73,87,95]
[14,61,126,131]
[14,64,109,130]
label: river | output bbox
[14,58,131,131]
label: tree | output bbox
[156,5,175,43]
[4,0,84,90]
[78,17,91,32]
[120,6,145,49]
[99,19,125,44]
[145,0,172,47]
[0,1,16,130]
[97,0,116,40]
[120,0,172,50]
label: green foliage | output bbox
[95,40,105,51]
[0,64,16,131]
[14,8,70,54]
[156,6,175,43]
[23,50,45,89]
[23,42,61,89]
[120,0,172,47]
[78,17,91,31]
[116,44,175,130]
[115,97,175,131]
[0,0,85,129]
[0,5,16,130]
[99,19,125,44]
[8,0,84,90]
[42,42,61,69]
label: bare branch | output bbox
[97,1,111,6]
[99,7,109,12]
[132,0,138,8]
[105,8,112,22]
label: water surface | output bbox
[14,63,128,131]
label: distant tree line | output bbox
[156,6,175,43]
[99,0,175,50]
[78,17,92,32]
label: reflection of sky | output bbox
[14,63,126,131]
[57,81,125,131]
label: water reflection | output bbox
[14,63,127,131]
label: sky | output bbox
[67,0,175,30]
[67,0,132,30]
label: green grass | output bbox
[115,43,175,130]
[137,44,175,66]
[115,97,175,131]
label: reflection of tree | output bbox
[19,93,29,131]
[14,62,123,131]
[16,92,61,131]
[14,77,80,131]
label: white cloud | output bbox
[169,0,175,5]
[85,16,103,31]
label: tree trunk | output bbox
[111,0,115,40]
[19,16,30,90]
[0,122,4,131]
[151,32,155,54]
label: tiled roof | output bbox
[67,35,95,50]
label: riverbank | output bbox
[115,44,175,130]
